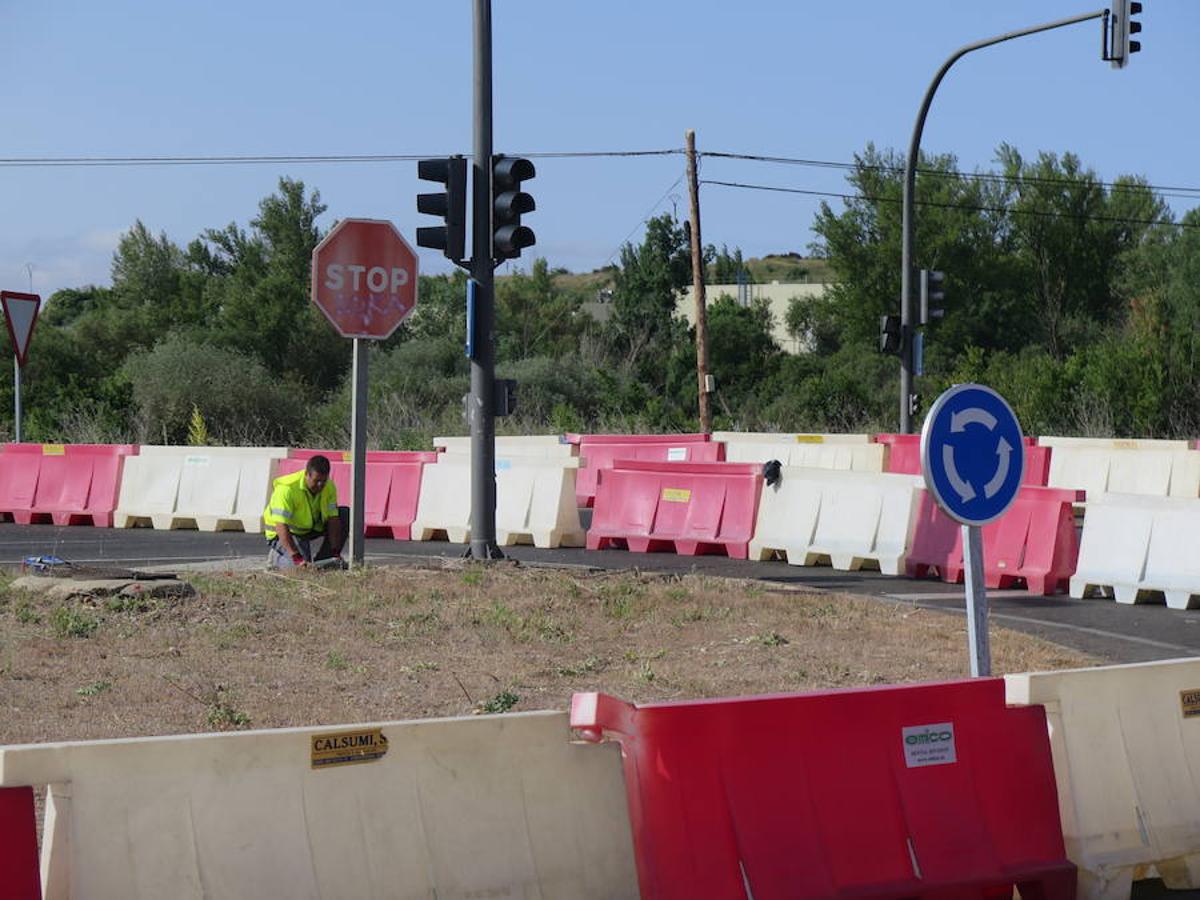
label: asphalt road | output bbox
[3,521,1198,666]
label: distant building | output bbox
[678,281,829,354]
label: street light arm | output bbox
[899,8,1108,433]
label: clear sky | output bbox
[2,1,1196,299]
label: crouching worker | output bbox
[263,455,347,569]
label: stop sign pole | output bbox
[311,220,418,567]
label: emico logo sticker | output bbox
[902,722,957,768]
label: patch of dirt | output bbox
[0,562,1094,745]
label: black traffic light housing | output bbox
[492,155,536,261]
[919,269,945,325]
[1109,0,1143,69]
[416,156,468,265]
[879,314,902,355]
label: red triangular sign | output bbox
[0,291,41,368]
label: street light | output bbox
[898,7,1125,433]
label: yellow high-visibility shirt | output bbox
[262,469,339,540]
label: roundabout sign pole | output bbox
[920,383,1025,676]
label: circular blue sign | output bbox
[920,383,1025,525]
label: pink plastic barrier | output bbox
[874,434,1049,485]
[277,450,438,540]
[0,786,41,900]
[568,434,722,507]
[0,443,138,527]
[571,681,1072,900]
[906,485,1083,595]
[586,460,761,559]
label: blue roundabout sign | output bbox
[920,383,1025,526]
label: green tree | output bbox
[496,258,585,359]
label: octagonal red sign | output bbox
[311,218,419,339]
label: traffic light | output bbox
[879,314,901,354]
[492,155,536,261]
[919,269,945,325]
[416,156,468,264]
[494,379,518,417]
[1110,0,1142,69]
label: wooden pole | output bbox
[685,129,712,434]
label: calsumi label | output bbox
[1181,689,1200,719]
[902,722,957,768]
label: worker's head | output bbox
[304,455,331,493]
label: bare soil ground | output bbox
[0,561,1094,746]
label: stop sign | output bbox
[311,218,418,339]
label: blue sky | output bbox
[1,1,1195,299]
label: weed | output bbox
[76,680,112,698]
[556,656,607,677]
[206,690,252,729]
[665,586,691,602]
[326,650,349,671]
[105,594,158,615]
[460,568,484,587]
[214,623,255,650]
[638,661,657,683]
[757,631,790,647]
[479,690,519,714]
[399,661,440,675]
[13,600,39,625]
[50,606,98,639]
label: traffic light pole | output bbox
[899,8,1107,433]
[469,0,500,559]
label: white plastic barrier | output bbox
[0,711,637,900]
[1048,446,1200,500]
[1006,658,1200,899]
[721,440,885,471]
[1070,493,1200,608]
[115,446,287,532]
[1038,435,1192,450]
[412,455,585,548]
[713,431,870,444]
[432,435,578,458]
[749,468,922,575]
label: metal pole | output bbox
[348,338,368,566]
[12,357,20,444]
[685,129,712,434]
[469,0,499,559]
[900,8,1107,433]
[962,524,990,676]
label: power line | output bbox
[703,150,1200,201]
[605,173,686,266]
[701,179,1200,230]
[0,149,685,168]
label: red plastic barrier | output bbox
[587,460,761,559]
[906,485,1083,594]
[276,451,438,540]
[875,434,1050,485]
[0,443,138,527]
[0,786,41,900]
[571,681,1073,900]
[570,434,722,507]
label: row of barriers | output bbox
[6,656,1200,898]
[2,435,1200,605]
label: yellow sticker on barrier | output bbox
[1180,689,1200,719]
[1114,440,1137,449]
[311,728,389,769]
[42,444,66,455]
[794,435,825,444]
[341,451,352,462]
[662,488,691,503]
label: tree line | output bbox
[6,142,1199,447]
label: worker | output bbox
[263,455,347,569]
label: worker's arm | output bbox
[274,522,308,567]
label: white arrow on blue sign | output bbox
[919,383,1025,526]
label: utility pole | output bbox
[899,7,1112,433]
[685,130,712,434]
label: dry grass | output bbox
[0,563,1093,745]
